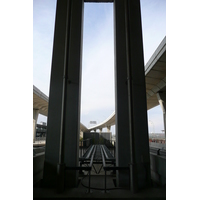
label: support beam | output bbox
[157,92,166,138]
[43,0,84,189]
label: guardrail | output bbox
[61,144,130,193]
[100,145,129,193]
[65,145,96,193]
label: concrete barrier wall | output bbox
[149,142,166,150]
[150,153,166,186]
[33,153,45,185]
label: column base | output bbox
[57,163,66,193]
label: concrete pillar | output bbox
[157,92,166,138]
[99,128,102,133]
[43,0,84,189]
[107,126,111,132]
[114,0,131,188]
[33,109,39,143]
[125,0,151,191]
[114,0,151,192]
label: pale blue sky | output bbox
[33,0,166,133]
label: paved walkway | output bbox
[33,175,166,199]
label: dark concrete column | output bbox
[157,92,166,138]
[114,0,151,192]
[43,0,84,189]
[114,0,131,188]
[125,0,151,191]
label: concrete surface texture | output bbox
[33,174,166,199]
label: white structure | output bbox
[33,85,88,143]
[88,37,166,134]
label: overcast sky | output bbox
[33,0,166,133]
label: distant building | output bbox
[36,123,47,137]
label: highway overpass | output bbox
[33,36,166,136]
[33,85,88,143]
[89,36,166,132]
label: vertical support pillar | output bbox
[107,126,111,132]
[114,0,151,191]
[33,109,39,143]
[43,0,84,188]
[63,0,84,188]
[125,0,151,191]
[157,92,166,138]
[114,0,131,188]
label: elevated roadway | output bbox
[33,36,166,133]
[33,85,48,116]
[88,111,115,132]
[145,36,166,110]
[89,36,166,131]
[33,86,88,138]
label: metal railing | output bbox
[65,145,97,193]
[100,145,129,193]
[57,144,130,194]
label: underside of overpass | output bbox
[88,36,166,132]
